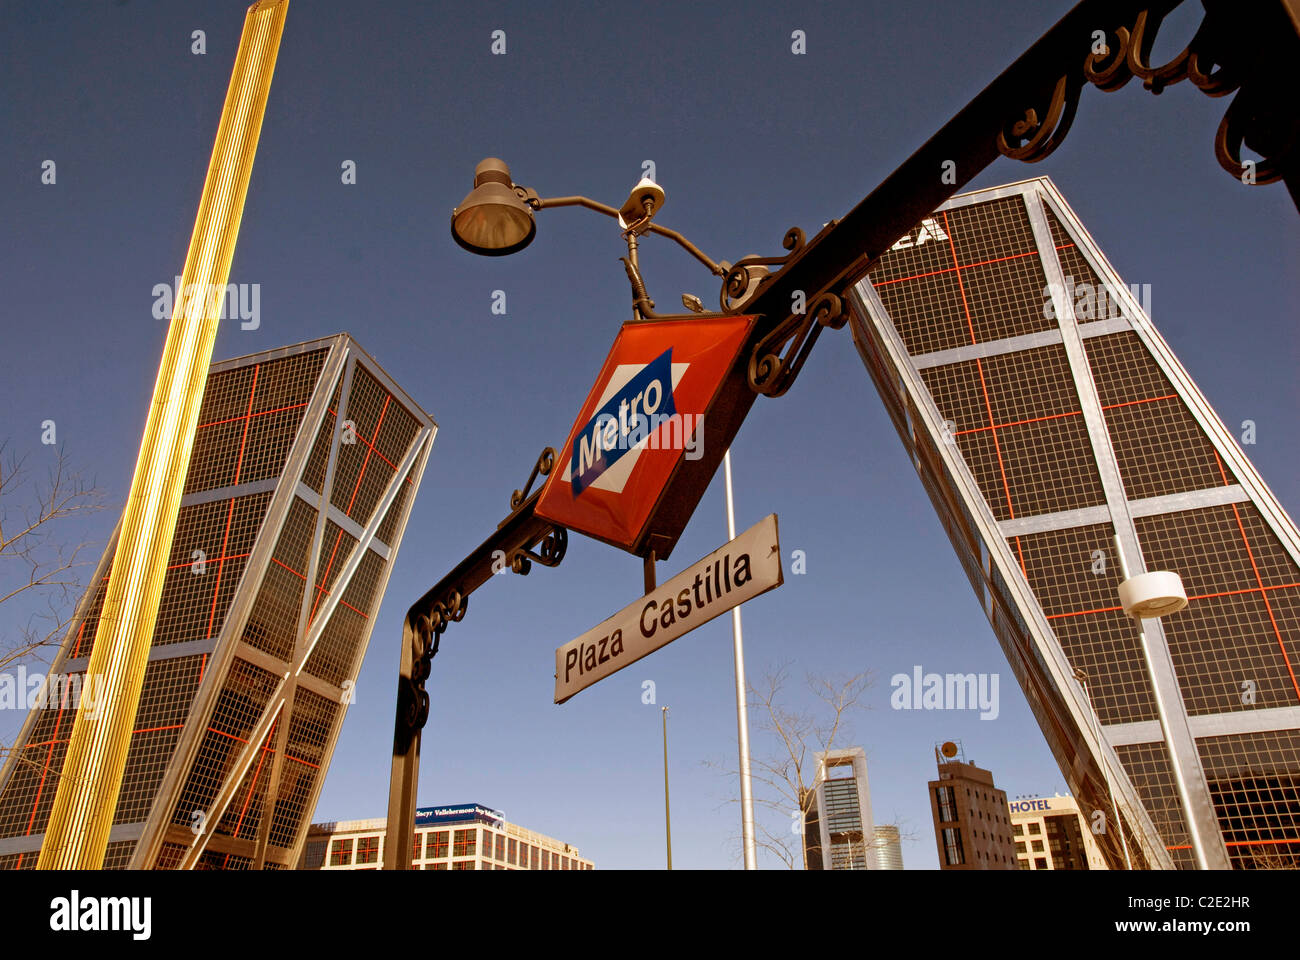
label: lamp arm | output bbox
[533,194,726,277]
[533,194,620,218]
[643,222,726,277]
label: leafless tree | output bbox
[1245,843,1300,869]
[0,440,105,701]
[710,661,910,869]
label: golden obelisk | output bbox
[38,0,289,869]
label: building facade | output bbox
[928,758,1018,870]
[299,803,593,871]
[850,178,1300,869]
[0,335,434,869]
[804,747,876,870]
[1009,794,1106,870]
[873,824,904,870]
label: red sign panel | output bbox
[536,315,755,554]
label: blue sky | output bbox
[2,0,1297,869]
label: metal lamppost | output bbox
[449,160,761,869]
[450,157,728,322]
[722,449,758,869]
[662,706,672,870]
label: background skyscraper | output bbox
[928,752,1018,870]
[872,824,904,870]
[851,178,1300,869]
[804,747,876,870]
[0,335,434,869]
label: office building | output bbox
[0,335,435,869]
[873,824,904,870]
[928,756,1018,870]
[1009,794,1106,870]
[850,178,1300,869]
[299,803,593,870]
[803,747,876,870]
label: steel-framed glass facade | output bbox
[0,334,435,870]
[850,178,1300,869]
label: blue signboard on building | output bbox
[414,804,504,827]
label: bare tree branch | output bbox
[0,440,105,760]
[708,660,893,869]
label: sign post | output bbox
[555,514,782,703]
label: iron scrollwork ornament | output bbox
[397,590,467,745]
[511,446,557,511]
[506,445,568,576]
[1000,6,1294,187]
[747,291,847,398]
[511,524,568,575]
[720,227,805,314]
[997,72,1084,163]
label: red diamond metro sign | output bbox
[536,314,756,557]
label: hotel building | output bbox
[1008,794,1106,870]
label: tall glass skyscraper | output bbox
[0,335,434,869]
[805,747,876,870]
[873,824,904,870]
[850,178,1300,869]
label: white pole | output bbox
[1112,535,1209,870]
[724,449,757,869]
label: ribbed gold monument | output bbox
[38,0,289,870]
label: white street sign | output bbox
[555,513,782,703]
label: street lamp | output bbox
[449,157,740,321]
[451,158,761,870]
[662,706,672,871]
[450,158,536,256]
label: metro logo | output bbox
[537,314,755,554]
[571,347,678,495]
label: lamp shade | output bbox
[1118,570,1188,619]
[451,158,536,255]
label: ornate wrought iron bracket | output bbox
[715,224,852,397]
[506,446,568,574]
[510,446,556,511]
[395,588,466,750]
[719,227,806,314]
[394,449,570,754]
[997,4,1296,187]
[512,524,568,575]
[746,288,847,398]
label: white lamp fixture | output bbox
[1118,570,1189,619]
[618,176,666,225]
[1111,535,1208,870]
